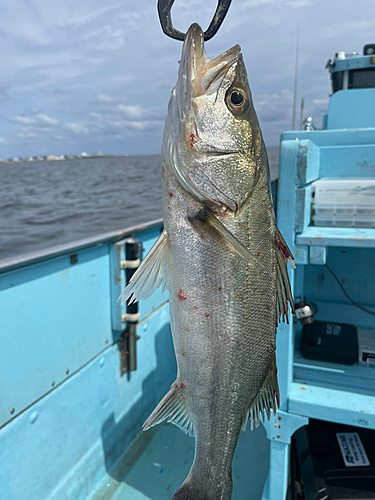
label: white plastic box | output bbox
[358,327,375,368]
[312,179,375,228]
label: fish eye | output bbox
[231,91,243,105]
[226,88,249,113]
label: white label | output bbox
[326,323,341,336]
[336,432,370,467]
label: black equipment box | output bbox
[292,419,375,500]
[300,321,358,365]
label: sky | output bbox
[0,0,374,158]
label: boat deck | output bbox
[92,422,270,500]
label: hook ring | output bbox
[157,0,232,41]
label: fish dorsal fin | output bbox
[119,229,172,305]
[276,228,295,323]
[242,365,279,432]
[143,382,194,437]
[188,207,262,267]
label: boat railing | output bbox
[0,218,164,275]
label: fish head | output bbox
[163,23,265,213]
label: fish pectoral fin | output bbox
[242,364,280,432]
[188,206,262,267]
[118,229,172,305]
[276,228,295,323]
[143,382,194,437]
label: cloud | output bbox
[96,94,114,103]
[313,99,329,105]
[17,129,39,139]
[65,122,89,135]
[36,114,59,126]
[12,116,35,125]
[286,0,311,7]
[83,26,126,51]
[117,104,146,119]
[11,114,59,127]
[0,136,8,145]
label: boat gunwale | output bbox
[0,218,163,274]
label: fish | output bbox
[120,23,294,500]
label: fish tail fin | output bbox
[172,478,232,500]
[172,484,208,500]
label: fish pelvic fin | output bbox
[188,206,263,268]
[242,363,280,432]
[118,229,172,305]
[276,228,295,324]
[143,381,194,437]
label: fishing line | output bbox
[324,264,375,317]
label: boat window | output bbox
[349,67,375,89]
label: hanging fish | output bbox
[121,23,294,500]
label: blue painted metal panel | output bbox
[294,348,375,397]
[289,383,375,430]
[281,128,375,149]
[296,226,375,248]
[0,304,175,500]
[331,55,375,72]
[319,143,375,176]
[0,245,112,428]
[96,421,270,500]
[302,247,375,324]
[309,245,326,264]
[271,94,375,500]
[295,140,320,186]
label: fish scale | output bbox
[120,22,294,500]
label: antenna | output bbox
[299,97,305,130]
[292,25,300,130]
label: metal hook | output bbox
[157,0,232,42]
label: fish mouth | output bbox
[181,23,241,96]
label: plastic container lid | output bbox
[312,178,375,207]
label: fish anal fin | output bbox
[143,382,194,437]
[242,365,280,432]
[188,207,262,268]
[118,229,172,305]
[276,228,295,322]
[276,229,295,265]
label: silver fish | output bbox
[121,23,294,500]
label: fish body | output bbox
[121,23,294,500]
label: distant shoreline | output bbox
[0,148,279,166]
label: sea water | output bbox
[0,149,279,261]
